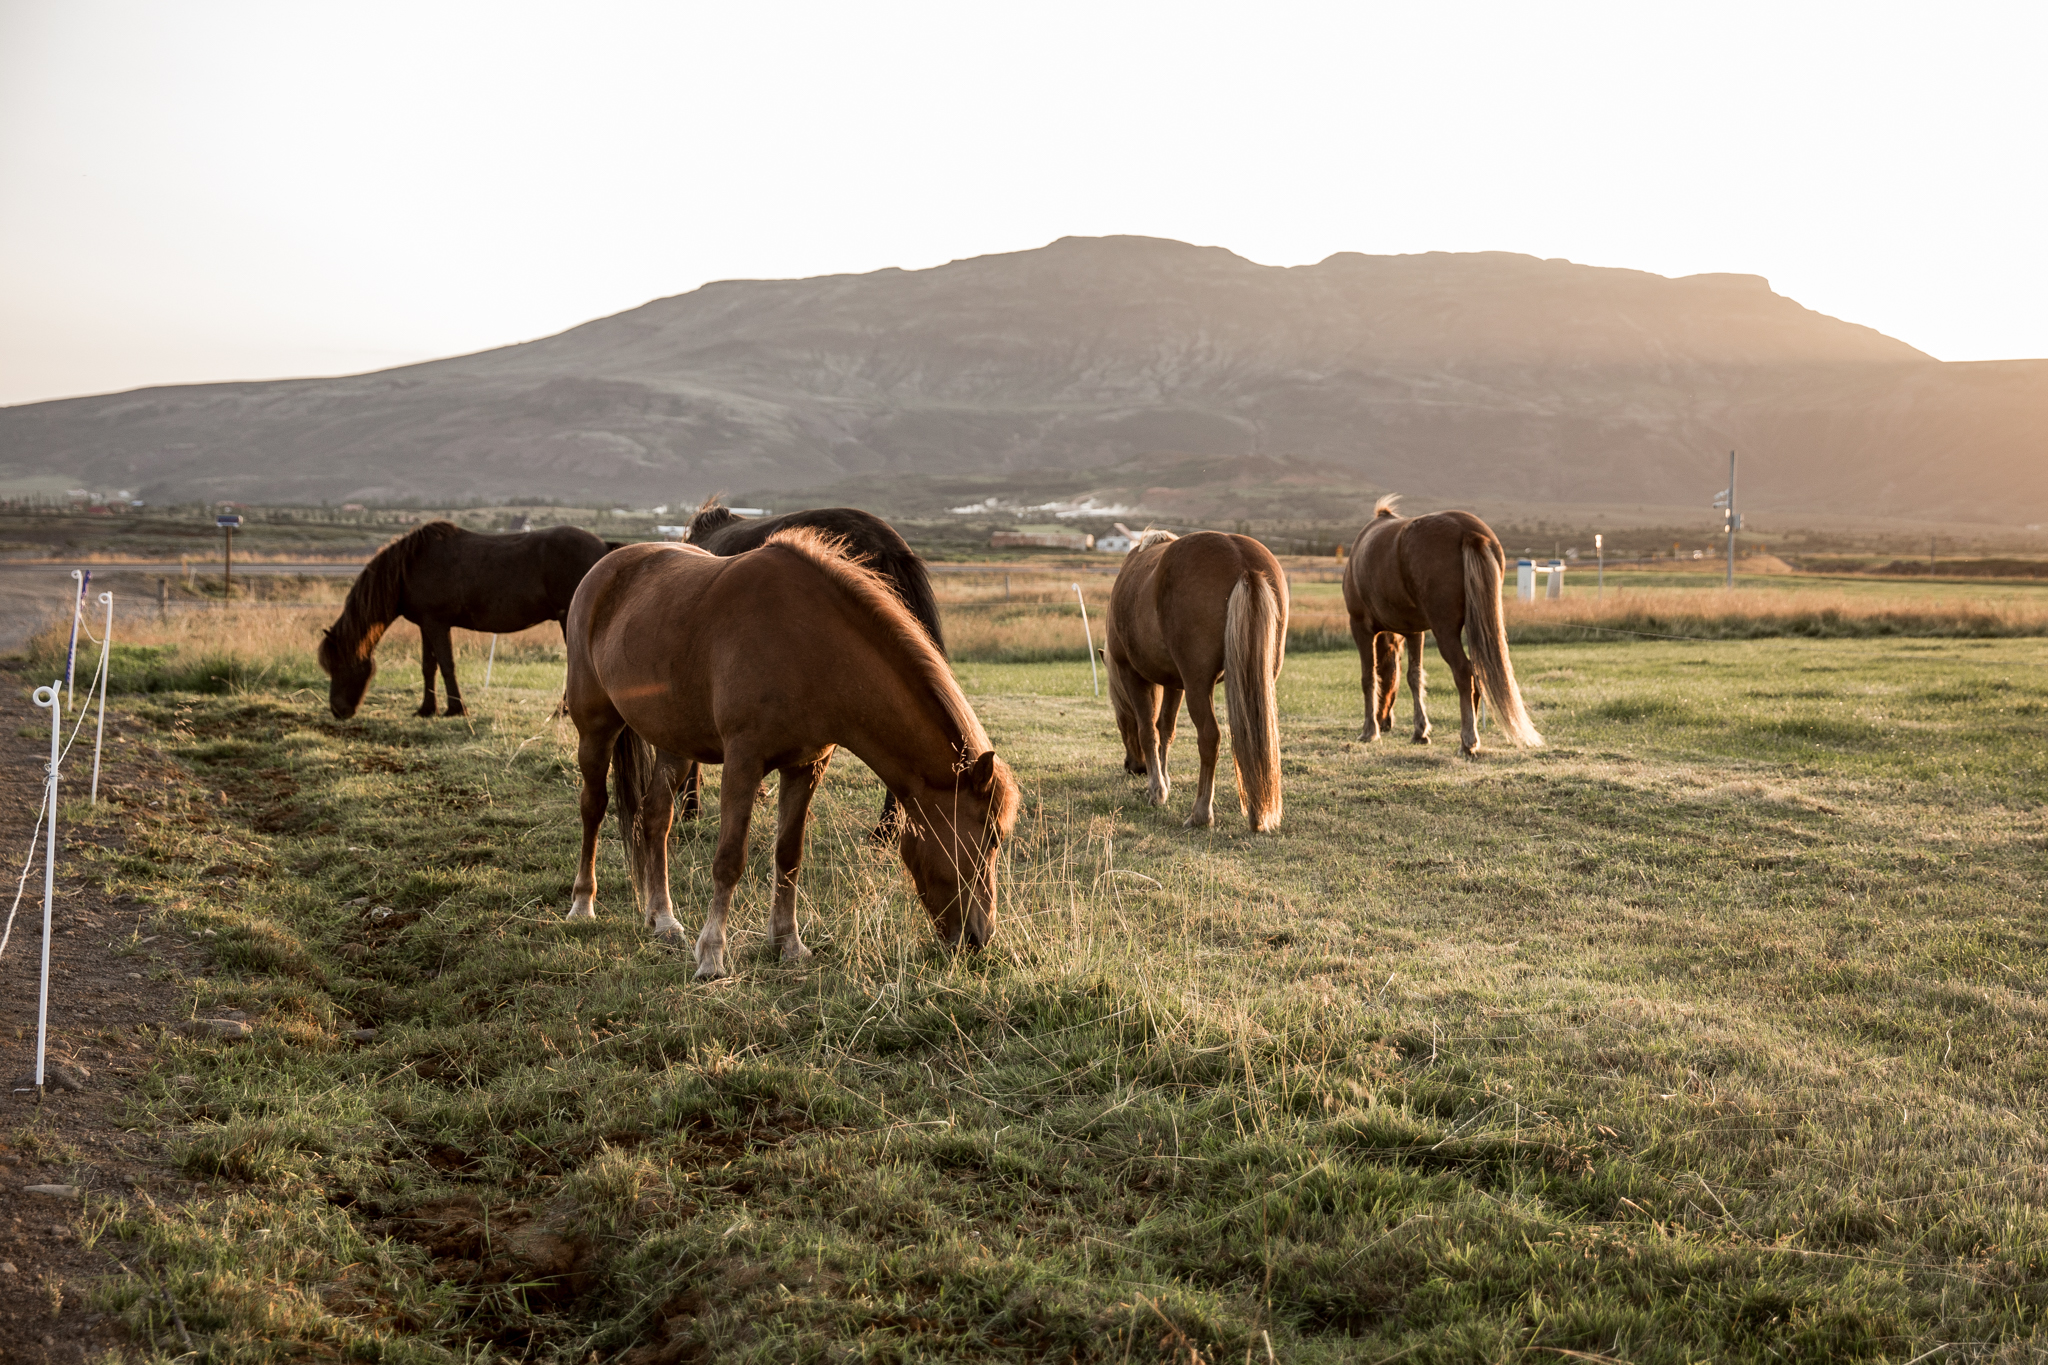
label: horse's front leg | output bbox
[1125,666,1170,805]
[770,754,832,963]
[1183,683,1221,828]
[696,755,764,981]
[568,720,620,920]
[1374,631,1402,737]
[415,620,440,717]
[1350,615,1382,742]
[1406,631,1431,744]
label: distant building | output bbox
[1096,535,1133,554]
[991,527,1094,551]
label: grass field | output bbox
[25,608,2048,1363]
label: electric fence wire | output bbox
[0,634,111,962]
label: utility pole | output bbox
[1713,451,1739,588]
[216,512,243,597]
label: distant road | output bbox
[0,560,365,576]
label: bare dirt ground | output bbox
[0,661,203,1363]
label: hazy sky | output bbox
[3,0,2044,406]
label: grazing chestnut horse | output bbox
[675,498,946,835]
[563,530,1020,979]
[1342,496,1542,755]
[317,521,615,719]
[1106,530,1288,831]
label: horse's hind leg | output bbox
[1183,683,1221,828]
[437,624,465,717]
[568,718,621,920]
[696,753,765,981]
[1432,627,1482,757]
[770,756,831,963]
[636,751,686,941]
[1406,632,1430,744]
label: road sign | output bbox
[216,514,244,529]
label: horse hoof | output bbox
[780,942,813,963]
[1412,733,1431,745]
[1357,729,1375,743]
[445,701,467,717]
[415,704,437,718]
[1124,760,1148,776]
[693,960,728,982]
[1183,810,1214,829]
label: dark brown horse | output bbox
[317,521,615,719]
[677,498,946,834]
[1342,496,1542,755]
[1106,530,1288,831]
[564,530,1020,979]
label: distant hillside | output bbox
[3,235,2044,522]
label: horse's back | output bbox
[1347,509,1502,628]
[1114,532,1283,682]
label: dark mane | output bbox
[688,495,741,542]
[688,501,947,656]
[318,521,465,671]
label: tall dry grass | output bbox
[22,603,565,696]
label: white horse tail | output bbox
[1460,537,1543,747]
[1225,571,1285,831]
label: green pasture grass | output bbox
[41,640,2048,1363]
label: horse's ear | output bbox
[967,750,999,794]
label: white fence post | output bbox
[1547,560,1564,600]
[1073,584,1099,697]
[91,590,113,803]
[31,682,60,1098]
[64,570,89,709]
[1517,559,1535,603]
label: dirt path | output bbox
[0,663,206,1362]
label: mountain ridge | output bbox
[1,235,2039,522]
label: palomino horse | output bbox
[563,530,1021,979]
[675,498,947,834]
[317,521,616,719]
[1106,530,1288,831]
[1342,496,1542,755]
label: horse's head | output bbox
[898,750,1021,950]
[316,622,383,719]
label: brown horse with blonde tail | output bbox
[1342,495,1542,756]
[1106,530,1288,831]
[562,529,1021,979]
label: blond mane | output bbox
[1131,528,1180,552]
[762,527,992,757]
[1373,494,1402,519]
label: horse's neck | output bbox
[836,684,971,802]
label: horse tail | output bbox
[610,726,664,903]
[1224,571,1285,832]
[1460,536,1543,747]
